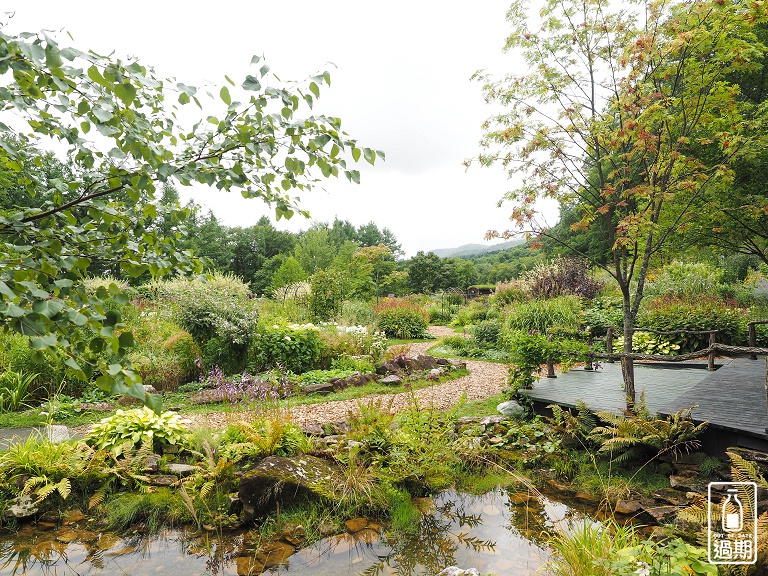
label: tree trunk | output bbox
[622,295,636,412]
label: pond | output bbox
[0,488,599,576]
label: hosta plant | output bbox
[86,407,190,456]
[615,331,681,356]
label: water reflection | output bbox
[0,488,600,576]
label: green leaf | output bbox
[309,82,320,98]
[30,334,58,349]
[220,86,232,105]
[243,74,261,92]
[352,148,361,162]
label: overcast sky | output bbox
[4,1,558,257]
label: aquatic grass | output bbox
[545,520,639,576]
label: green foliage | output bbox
[104,488,191,533]
[298,368,360,384]
[583,297,624,336]
[220,419,311,462]
[309,268,346,321]
[504,296,582,335]
[340,300,376,327]
[502,330,552,392]
[143,274,258,373]
[600,538,716,575]
[491,279,529,306]
[545,520,639,576]
[374,298,430,339]
[0,370,38,412]
[646,261,730,299]
[590,406,708,464]
[0,28,379,404]
[638,295,747,349]
[472,319,503,346]
[85,406,189,456]
[614,331,681,355]
[270,256,307,291]
[249,324,325,373]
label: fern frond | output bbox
[89,486,108,510]
[57,478,71,500]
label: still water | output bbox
[0,488,595,576]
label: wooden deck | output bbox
[520,357,768,454]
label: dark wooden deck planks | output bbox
[662,356,768,439]
[521,361,715,415]
[521,357,768,441]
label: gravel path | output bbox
[183,326,507,430]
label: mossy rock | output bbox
[238,455,341,524]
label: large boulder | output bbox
[238,455,341,524]
[497,400,524,418]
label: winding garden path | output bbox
[184,326,509,430]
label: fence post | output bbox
[606,327,614,363]
[546,358,556,378]
[750,323,757,361]
[708,331,717,371]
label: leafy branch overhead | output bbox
[0,25,383,406]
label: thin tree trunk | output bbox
[622,293,636,412]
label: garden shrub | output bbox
[340,300,376,326]
[505,295,583,335]
[645,260,730,299]
[523,256,603,300]
[249,324,326,373]
[374,298,430,339]
[125,307,201,390]
[582,296,624,336]
[638,295,747,350]
[317,324,387,365]
[426,304,454,325]
[450,300,495,328]
[309,268,345,321]
[614,331,681,356]
[472,319,503,347]
[492,279,529,306]
[142,273,259,373]
[0,332,72,396]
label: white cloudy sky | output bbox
[3,1,558,257]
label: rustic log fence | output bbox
[543,324,768,379]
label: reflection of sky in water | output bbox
[0,489,598,576]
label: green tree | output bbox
[474,0,767,407]
[0,27,381,405]
[294,226,336,274]
[271,256,307,291]
[351,244,396,299]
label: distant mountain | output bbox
[429,238,525,258]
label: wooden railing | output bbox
[543,323,768,378]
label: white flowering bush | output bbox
[316,323,388,364]
[141,273,259,373]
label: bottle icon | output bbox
[722,488,743,533]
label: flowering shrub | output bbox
[140,273,259,373]
[85,407,189,456]
[523,256,603,300]
[322,324,388,361]
[249,324,326,373]
[192,366,293,404]
[374,298,430,339]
